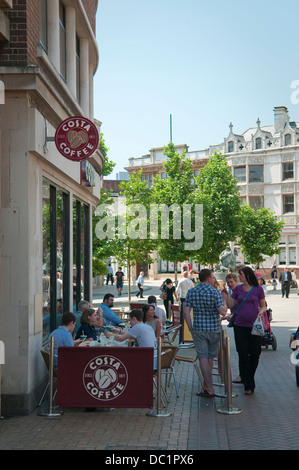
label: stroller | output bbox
[261,308,277,350]
[289,327,299,386]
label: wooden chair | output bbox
[38,349,58,406]
[175,344,204,387]
[161,344,179,397]
[153,349,173,407]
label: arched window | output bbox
[256,138,262,149]
[285,134,291,146]
[228,141,234,152]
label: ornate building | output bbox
[126,106,299,275]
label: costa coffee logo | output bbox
[83,355,128,401]
[55,116,99,162]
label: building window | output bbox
[283,194,294,213]
[234,166,246,182]
[39,0,48,51]
[279,247,286,265]
[59,1,66,80]
[282,162,294,180]
[76,35,80,102]
[228,141,234,153]
[249,165,263,182]
[285,134,291,146]
[249,196,264,211]
[256,138,262,149]
[160,172,166,179]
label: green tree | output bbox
[96,170,157,299]
[151,142,197,281]
[238,205,284,265]
[194,152,242,265]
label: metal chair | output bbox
[38,349,58,406]
[153,348,173,407]
[162,324,181,345]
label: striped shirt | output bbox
[185,283,224,332]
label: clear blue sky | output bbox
[94,0,299,178]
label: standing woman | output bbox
[160,278,178,320]
[222,266,266,395]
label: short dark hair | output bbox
[129,309,143,322]
[199,269,212,283]
[148,295,157,304]
[61,311,76,326]
[103,293,114,302]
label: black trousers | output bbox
[137,283,143,297]
[234,325,261,392]
[282,281,290,298]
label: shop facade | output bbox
[0,0,102,415]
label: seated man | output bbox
[148,295,166,326]
[105,309,157,369]
[49,311,86,369]
[98,293,122,327]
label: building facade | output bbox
[125,106,299,276]
[0,0,103,415]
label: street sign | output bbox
[55,116,99,162]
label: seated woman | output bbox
[142,304,162,338]
[75,308,100,341]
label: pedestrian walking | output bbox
[106,264,113,285]
[136,271,144,298]
[279,266,292,298]
[184,269,227,397]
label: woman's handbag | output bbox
[159,291,167,300]
[227,287,254,328]
[251,316,264,336]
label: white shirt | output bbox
[177,277,194,299]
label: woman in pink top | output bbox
[222,266,266,395]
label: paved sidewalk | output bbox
[0,281,299,451]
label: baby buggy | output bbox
[261,308,277,350]
[289,327,299,386]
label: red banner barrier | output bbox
[56,347,154,408]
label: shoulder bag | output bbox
[227,286,254,328]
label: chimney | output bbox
[274,106,289,133]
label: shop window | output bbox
[235,166,246,182]
[249,165,263,182]
[283,194,294,213]
[282,162,293,180]
[42,179,70,344]
[73,199,91,310]
[279,247,286,265]
[289,247,297,265]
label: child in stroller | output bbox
[261,306,277,350]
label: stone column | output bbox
[47,0,60,71]
[80,38,89,116]
[65,6,76,97]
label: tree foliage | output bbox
[237,205,284,264]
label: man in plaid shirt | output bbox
[184,269,227,397]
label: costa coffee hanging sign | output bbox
[55,116,99,162]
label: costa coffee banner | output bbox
[56,347,154,408]
[55,116,99,162]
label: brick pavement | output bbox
[0,281,299,450]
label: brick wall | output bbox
[0,0,39,67]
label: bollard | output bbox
[147,337,172,418]
[217,337,242,415]
[37,337,63,418]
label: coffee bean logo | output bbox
[67,130,88,149]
